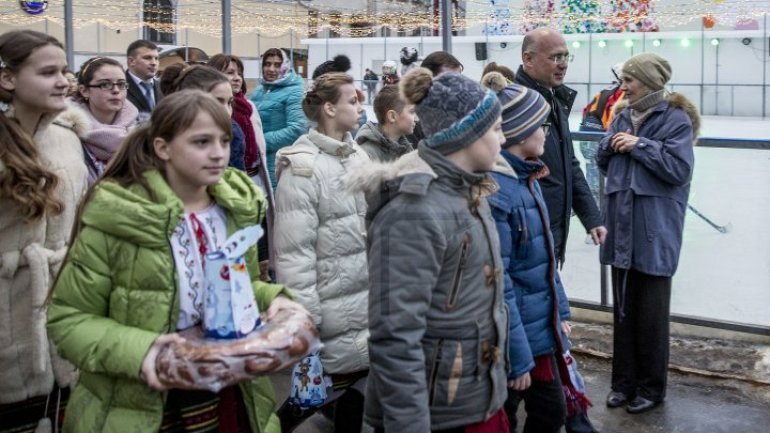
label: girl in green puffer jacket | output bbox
[47,90,301,433]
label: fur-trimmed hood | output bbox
[346,149,436,197]
[612,91,700,139]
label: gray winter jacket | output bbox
[349,143,509,432]
[355,121,414,163]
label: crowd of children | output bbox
[0,27,696,433]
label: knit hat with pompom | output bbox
[400,67,501,155]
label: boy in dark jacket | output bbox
[350,68,510,433]
[482,72,592,433]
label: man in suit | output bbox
[125,40,162,121]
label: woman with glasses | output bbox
[72,56,138,184]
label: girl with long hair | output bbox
[47,90,303,432]
[0,29,87,432]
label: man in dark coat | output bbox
[515,29,606,265]
[125,39,163,122]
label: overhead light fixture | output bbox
[572,41,581,49]
[624,40,634,48]
[681,38,691,47]
[598,40,607,48]
[742,37,752,46]
[652,39,662,47]
[711,38,720,46]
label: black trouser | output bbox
[611,267,672,402]
[504,355,566,433]
[277,386,364,433]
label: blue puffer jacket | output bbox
[489,152,571,368]
[250,70,307,185]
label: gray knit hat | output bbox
[622,53,672,91]
[400,68,501,155]
[481,72,550,148]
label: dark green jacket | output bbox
[48,169,288,433]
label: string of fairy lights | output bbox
[0,0,768,37]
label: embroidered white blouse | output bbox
[169,204,228,330]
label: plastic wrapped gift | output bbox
[156,305,320,393]
[203,225,263,339]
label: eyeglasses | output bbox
[86,81,129,91]
[546,53,574,65]
[541,122,552,135]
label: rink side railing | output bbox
[570,130,770,336]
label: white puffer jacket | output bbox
[274,128,369,374]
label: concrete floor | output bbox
[269,353,770,433]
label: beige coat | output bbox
[0,105,88,404]
[273,129,369,374]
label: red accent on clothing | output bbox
[189,213,208,267]
[233,92,261,170]
[464,408,510,433]
[530,355,556,382]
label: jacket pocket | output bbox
[427,338,445,406]
[445,236,470,311]
[427,339,464,407]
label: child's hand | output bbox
[141,333,186,391]
[266,296,310,322]
[561,320,572,336]
[508,372,531,391]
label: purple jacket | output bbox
[596,94,698,277]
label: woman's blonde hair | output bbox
[302,72,354,123]
[0,30,65,222]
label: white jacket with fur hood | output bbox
[0,105,88,404]
[273,128,370,374]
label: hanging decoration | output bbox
[19,0,47,15]
[606,0,659,32]
[0,0,769,37]
[520,0,557,33]
[561,0,605,34]
[484,0,513,36]
[703,14,717,29]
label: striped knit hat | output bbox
[481,71,550,148]
[401,68,502,155]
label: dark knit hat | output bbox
[481,72,550,147]
[622,53,672,91]
[312,55,351,80]
[400,68,501,155]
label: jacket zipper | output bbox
[427,338,445,406]
[445,240,469,310]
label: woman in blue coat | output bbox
[484,73,586,433]
[250,48,307,186]
[596,53,698,414]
